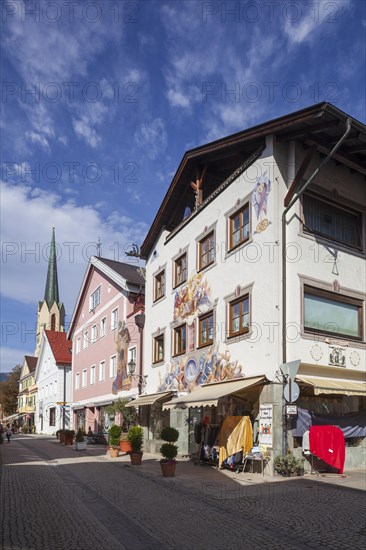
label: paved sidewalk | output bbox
[1,435,365,550]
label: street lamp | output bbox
[128,359,148,395]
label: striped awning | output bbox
[296,376,366,396]
[126,391,175,407]
[163,376,265,410]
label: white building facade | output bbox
[138,104,365,471]
[35,331,72,435]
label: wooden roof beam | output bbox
[276,119,339,142]
[305,135,366,176]
[284,146,317,207]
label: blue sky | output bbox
[1,0,365,371]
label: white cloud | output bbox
[134,118,167,160]
[2,0,120,84]
[0,182,148,314]
[0,346,31,372]
[283,0,352,45]
[25,130,50,150]
[72,118,101,148]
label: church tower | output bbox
[35,227,65,356]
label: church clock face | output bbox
[184,359,199,384]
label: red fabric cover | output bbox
[309,425,345,473]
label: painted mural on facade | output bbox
[112,321,132,394]
[174,272,214,325]
[252,175,271,233]
[157,342,244,393]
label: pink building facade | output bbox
[68,256,145,437]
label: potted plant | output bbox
[128,426,144,465]
[108,424,122,458]
[274,450,305,477]
[160,427,179,477]
[119,432,132,453]
[75,428,87,451]
[63,429,75,445]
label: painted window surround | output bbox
[223,282,254,343]
[224,191,253,259]
[298,185,366,257]
[195,221,218,274]
[299,274,365,348]
[171,245,189,292]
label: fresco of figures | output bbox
[252,175,271,233]
[158,342,244,393]
[112,321,132,394]
[174,272,214,324]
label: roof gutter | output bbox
[281,117,352,365]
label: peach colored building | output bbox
[68,256,145,437]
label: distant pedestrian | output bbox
[5,427,12,443]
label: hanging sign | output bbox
[259,404,273,447]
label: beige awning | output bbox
[297,376,366,396]
[163,376,265,410]
[125,391,175,407]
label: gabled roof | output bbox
[97,257,145,286]
[24,356,37,372]
[140,102,366,259]
[20,355,38,380]
[67,256,145,339]
[44,330,72,365]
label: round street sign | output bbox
[284,381,300,403]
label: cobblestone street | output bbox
[1,435,365,550]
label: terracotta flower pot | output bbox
[120,440,132,453]
[160,461,176,477]
[109,447,119,458]
[130,451,143,465]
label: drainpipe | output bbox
[63,365,66,430]
[281,118,352,454]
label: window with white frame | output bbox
[128,347,137,368]
[111,308,118,331]
[99,361,105,382]
[91,324,97,344]
[110,355,117,378]
[90,365,96,385]
[90,285,101,310]
[82,369,87,387]
[83,330,88,349]
[75,373,80,390]
[76,337,81,354]
[100,317,106,337]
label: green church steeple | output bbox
[35,227,65,356]
[44,227,60,306]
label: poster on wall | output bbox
[259,404,273,447]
